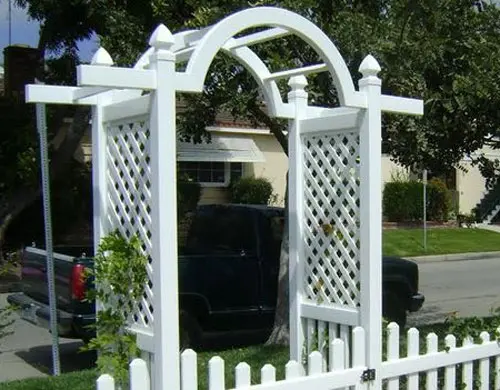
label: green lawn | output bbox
[383,228,500,257]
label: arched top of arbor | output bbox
[26,6,422,118]
[134,7,359,112]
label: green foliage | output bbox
[383,180,423,222]
[445,311,500,346]
[230,176,275,205]
[383,178,451,222]
[0,99,38,194]
[457,213,477,228]
[82,231,148,386]
[426,178,452,222]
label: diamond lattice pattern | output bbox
[303,131,360,308]
[106,116,154,329]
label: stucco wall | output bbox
[246,134,288,206]
[455,160,485,214]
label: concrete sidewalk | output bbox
[408,251,500,263]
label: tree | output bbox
[12,0,500,345]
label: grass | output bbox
[383,228,500,257]
[0,370,97,390]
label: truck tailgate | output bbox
[21,246,88,314]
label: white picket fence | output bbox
[97,323,500,390]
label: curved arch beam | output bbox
[184,7,357,106]
[221,41,285,117]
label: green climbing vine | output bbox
[82,230,148,386]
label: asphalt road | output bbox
[1,256,500,382]
[408,256,500,326]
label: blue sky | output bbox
[0,0,98,64]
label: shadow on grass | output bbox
[15,341,96,375]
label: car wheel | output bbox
[383,291,407,328]
[179,310,202,351]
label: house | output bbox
[71,110,498,219]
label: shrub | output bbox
[383,178,451,222]
[230,176,274,205]
[426,177,452,222]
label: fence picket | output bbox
[407,328,420,390]
[308,351,323,375]
[261,364,276,384]
[352,327,365,368]
[386,322,400,390]
[285,360,303,379]
[97,374,115,390]
[444,335,456,390]
[425,333,438,390]
[209,356,225,390]
[479,332,490,390]
[330,339,345,371]
[130,359,150,390]
[235,362,251,388]
[181,350,198,390]
[462,337,473,390]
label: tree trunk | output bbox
[265,173,290,345]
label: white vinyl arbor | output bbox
[25,7,423,390]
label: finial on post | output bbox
[91,47,113,66]
[359,54,381,78]
[149,24,175,50]
[288,75,308,91]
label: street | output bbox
[1,256,500,382]
[408,256,500,325]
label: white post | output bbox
[288,75,308,362]
[358,55,382,388]
[148,25,180,390]
[90,48,114,252]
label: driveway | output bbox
[0,293,95,382]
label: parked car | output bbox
[8,204,424,349]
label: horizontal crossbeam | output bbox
[262,63,328,82]
[25,85,97,105]
[301,301,359,326]
[299,107,361,134]
[225,27,291,50]
[77,65,157,90]
[102,94,150,122]
[380,95,424,115]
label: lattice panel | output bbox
[302,131,360,307]
[105,116,154,329]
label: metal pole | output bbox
[423,169,427,251]
[8,0,12,45]
[36,101,61,376]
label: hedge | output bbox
[383,178,451,222]
[230,176,274,205]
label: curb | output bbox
[408,251,500,264]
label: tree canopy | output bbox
[11,0,500,175]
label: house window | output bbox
[178,162,243,187]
